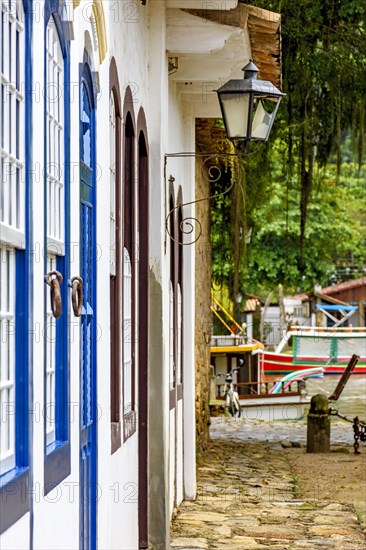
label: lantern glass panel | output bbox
[220,93,249,139]
[252,98,279,140]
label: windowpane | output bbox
[81,83,91,167]
[0,0,24,238]
[0,244,16,474]
[123,113,136,427]
[0,0,24,475]
[44,18,65,448]
[169,281,175,390]
[177,284,182,385]
[109,93,116,275]
[123,248,132,413]
[46,17,64,246]
[45,254,57,445]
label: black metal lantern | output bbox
[216,60,285,143]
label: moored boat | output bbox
[262,326,366,375]
[210,335,312,421]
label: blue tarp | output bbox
[315,304,357,311]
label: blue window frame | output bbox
[0,0,31,534]
[79,59,98,550]
[43,0,71,493]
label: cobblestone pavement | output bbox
[209,415,356,447]
[170,418,366,550]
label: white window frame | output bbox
[177,283,182,385]
[294,306,303,318]
[109,92,116,276]
[0,0,24,476]
[45,254,57,445]
[0,0,25,249]
[169,280,175,390]
[44,17,64,446]
[123,247,132,414]
[0,245,16,474]
[45,16,64,255]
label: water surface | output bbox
[305,375,366,419]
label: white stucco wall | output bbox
[108,4,157,549]
[0,513,29,549]
[1,0,259,547]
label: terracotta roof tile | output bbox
[322,277,366,294]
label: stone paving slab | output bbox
[170,437,366,550]
[209,416,357,446]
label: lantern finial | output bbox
[242,60,259,80]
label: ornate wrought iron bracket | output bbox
[164,149,252,251]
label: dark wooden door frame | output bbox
[137,111,149,549]
[109,58,122,453]
[175,193,184,503]
[123,105,137,441]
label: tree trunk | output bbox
[278,284,286,338]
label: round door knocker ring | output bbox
[44,271,63,319]
[71,276,83,317]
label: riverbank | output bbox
[170,417,366,549]
[285,445,366,531]
[211,416,366,531]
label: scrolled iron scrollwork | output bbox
[171,215,202,246]
[165,153,241,247]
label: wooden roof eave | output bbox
[314,292,350,307]
[183,3,282,90]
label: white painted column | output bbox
[94,33,112,550]
[30,5,46,545]
[147,2,171,548]
[182,108,196,500]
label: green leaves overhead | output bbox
[244,162,366,293]
[211,0,366,301]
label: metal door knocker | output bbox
[70,276,83,317]
[44,271,63,318]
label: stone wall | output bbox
[194,154,212,455]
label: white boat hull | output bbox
[239,395,309,421]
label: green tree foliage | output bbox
[211,0,366,301]
[249,0,366,250]
[243,160,366,294]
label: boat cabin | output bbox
[210,335,263,399]
[210,334,310,421]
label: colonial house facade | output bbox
[0,1,282,549]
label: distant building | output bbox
[321,278,366,326]
[261,279,366,348]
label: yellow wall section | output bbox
[73,0,107,64]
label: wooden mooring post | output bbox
[307,394,330,453]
